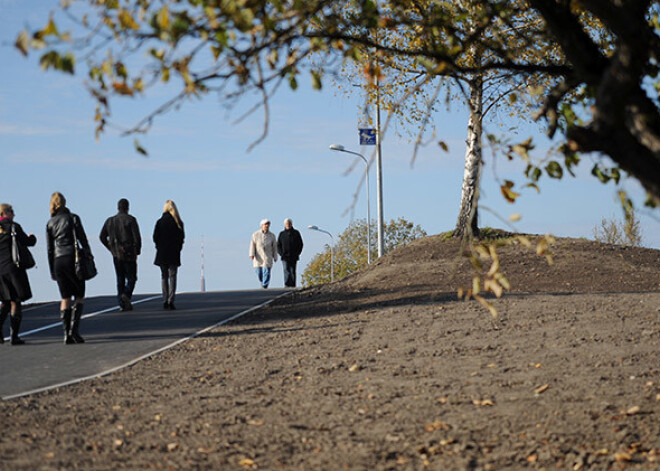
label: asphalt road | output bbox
[0,289,289,400]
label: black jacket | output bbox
[0,219,36,276]
[153,212,185,267]
[100,211,142,261]
[46,209,90,276]
[277,227,303,262]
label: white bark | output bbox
[454,72,484,238]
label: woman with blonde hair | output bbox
[46,192,92,344]
[153,200,185,310]
[0,203,37,345]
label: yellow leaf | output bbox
[112,82,133,96]
[424,420,449,432]
[517,235,532,247]
[157,5,170,29]
[15,30,29,56]
[500,180,520,203]
[534,384,550,395]
[43,17,59,36]
[238,458,255,467]
[626,406,641,415]
[474,294,497,318]
[167,442,178,452]
[494,273,510,291]
[472,276,481,295]
[614,452,632,462]
[118,9,140,30]
[472,398,494,406]
[485,279,503,298]
[536,238,548,256]
[348,364,359,372]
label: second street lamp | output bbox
[329,143,372,264]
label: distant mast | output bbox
[200,236,206,292]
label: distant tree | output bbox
[593,204,643,247]
[302,217,426,286]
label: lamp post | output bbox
[329,143,371,264]
[308,225,334,282]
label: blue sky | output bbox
[2,0,658,303]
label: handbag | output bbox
[11,224,36,270]
[72,216,97,281]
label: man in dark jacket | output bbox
[277,218,304,288]
[100,198,141,311]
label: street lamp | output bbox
[329,143,371,264]
[307,225,334,282]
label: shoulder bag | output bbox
[72,216,97,281]
[11,224,36,270]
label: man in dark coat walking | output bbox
[277,218,304,288]
[100,198,141,311]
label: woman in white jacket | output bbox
[249,219,277,288]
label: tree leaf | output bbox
[15,30,29,56]
[134,139,148,156]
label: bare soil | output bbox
[1,234,660,470]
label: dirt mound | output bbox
[1,233,659,470]
[271,234,660,319]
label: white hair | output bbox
[260,219,270,225]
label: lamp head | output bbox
[329,144,345,151]
[308,225,319,230]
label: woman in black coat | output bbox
[153,200,185,310]
[0,203,36,345]
[46,192,91,344]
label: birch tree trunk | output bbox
[453,71,484,238]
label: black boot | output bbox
[61,309,74,344]
[70,303,85,344]
[10,304,24,345]
[0,303,9,344]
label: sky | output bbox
[2,1,659,303]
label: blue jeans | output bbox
[255,267,271,288]
[282,260,297,287]
[113,258,137,303]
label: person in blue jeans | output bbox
[249,219,277,288]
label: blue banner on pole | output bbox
[359,128,376,146]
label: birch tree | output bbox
[15,0,660,205]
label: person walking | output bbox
[100,198,142,311]
[46,192,91,344]
[153,200,184,310]
[249,219,277,289]
[277,218,304,288]
[0,204,36,345]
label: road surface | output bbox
[0,290,288,400]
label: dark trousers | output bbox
[113,258,137,302]
[160,265,178,304]
[282,259,298,287]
